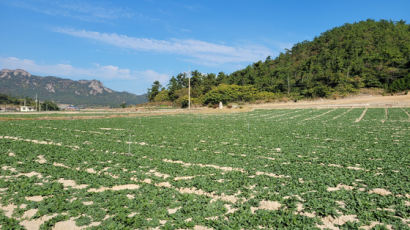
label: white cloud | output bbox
[0,57,169,83]
[138,70,169,84]
[54,28,273,65]
[4,0,135,22]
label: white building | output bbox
[20,106,35,112]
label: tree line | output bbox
[148,19,410,107]
[0,93,60,111]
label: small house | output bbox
[20,106,35,112]
[65,105,79,111]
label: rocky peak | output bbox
[14,69,31,77]
[0,69,31,78]
[78,80,89,84]
[88,80,112,95]
[45,83,55,93]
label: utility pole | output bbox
[188,71,191,110]
[35,94,38,111]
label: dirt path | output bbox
[249,94,410,109]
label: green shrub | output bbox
[255,91,279,101]
[41,100,60,111]
[388,75,410,92]
[153,90,170,102]
[302,84,332,98]
[175,95,189,108]
[202,84,259,105]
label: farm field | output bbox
[0,112,137,119]
[0,108,409,229]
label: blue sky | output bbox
[0,0,409,94]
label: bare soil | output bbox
[249,94,410,109]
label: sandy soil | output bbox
[167,206,181,214]
[163,159,246,173]
[194,226,213,230]
[25,196,45,202]
[57,178,88,189]
[369,188,392,196]
[249,94,410,109]
[317,214,358,230]
[250,200,281,213]
[87,184,140,193]
[35,155,47,164]
[359,222,393,230]
[177,187,239,203]
[327,184,354,192]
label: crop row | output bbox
[0,108,408,229]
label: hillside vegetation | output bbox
[0,94,36,106]
[0,93,60,111]
[148,19,410,107]
[0,69,147,107]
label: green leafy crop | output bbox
[0,108,408,229]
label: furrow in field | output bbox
[129,176,241,203]
[162,158,290,179]
[355,108,368,122]
[303,109,336,121]
[277,109,329,122]
[332,108,353,120]
[263,109,303,120]
[381,108,388,123]
[0,135,79,150]
[277,112,304,121]
[401,108,410,119]
[163,159,246,172]
[247,110,289,119]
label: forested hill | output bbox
[0,69,147,107]
[148,19,410,106]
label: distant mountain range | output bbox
[0,69,147,106]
